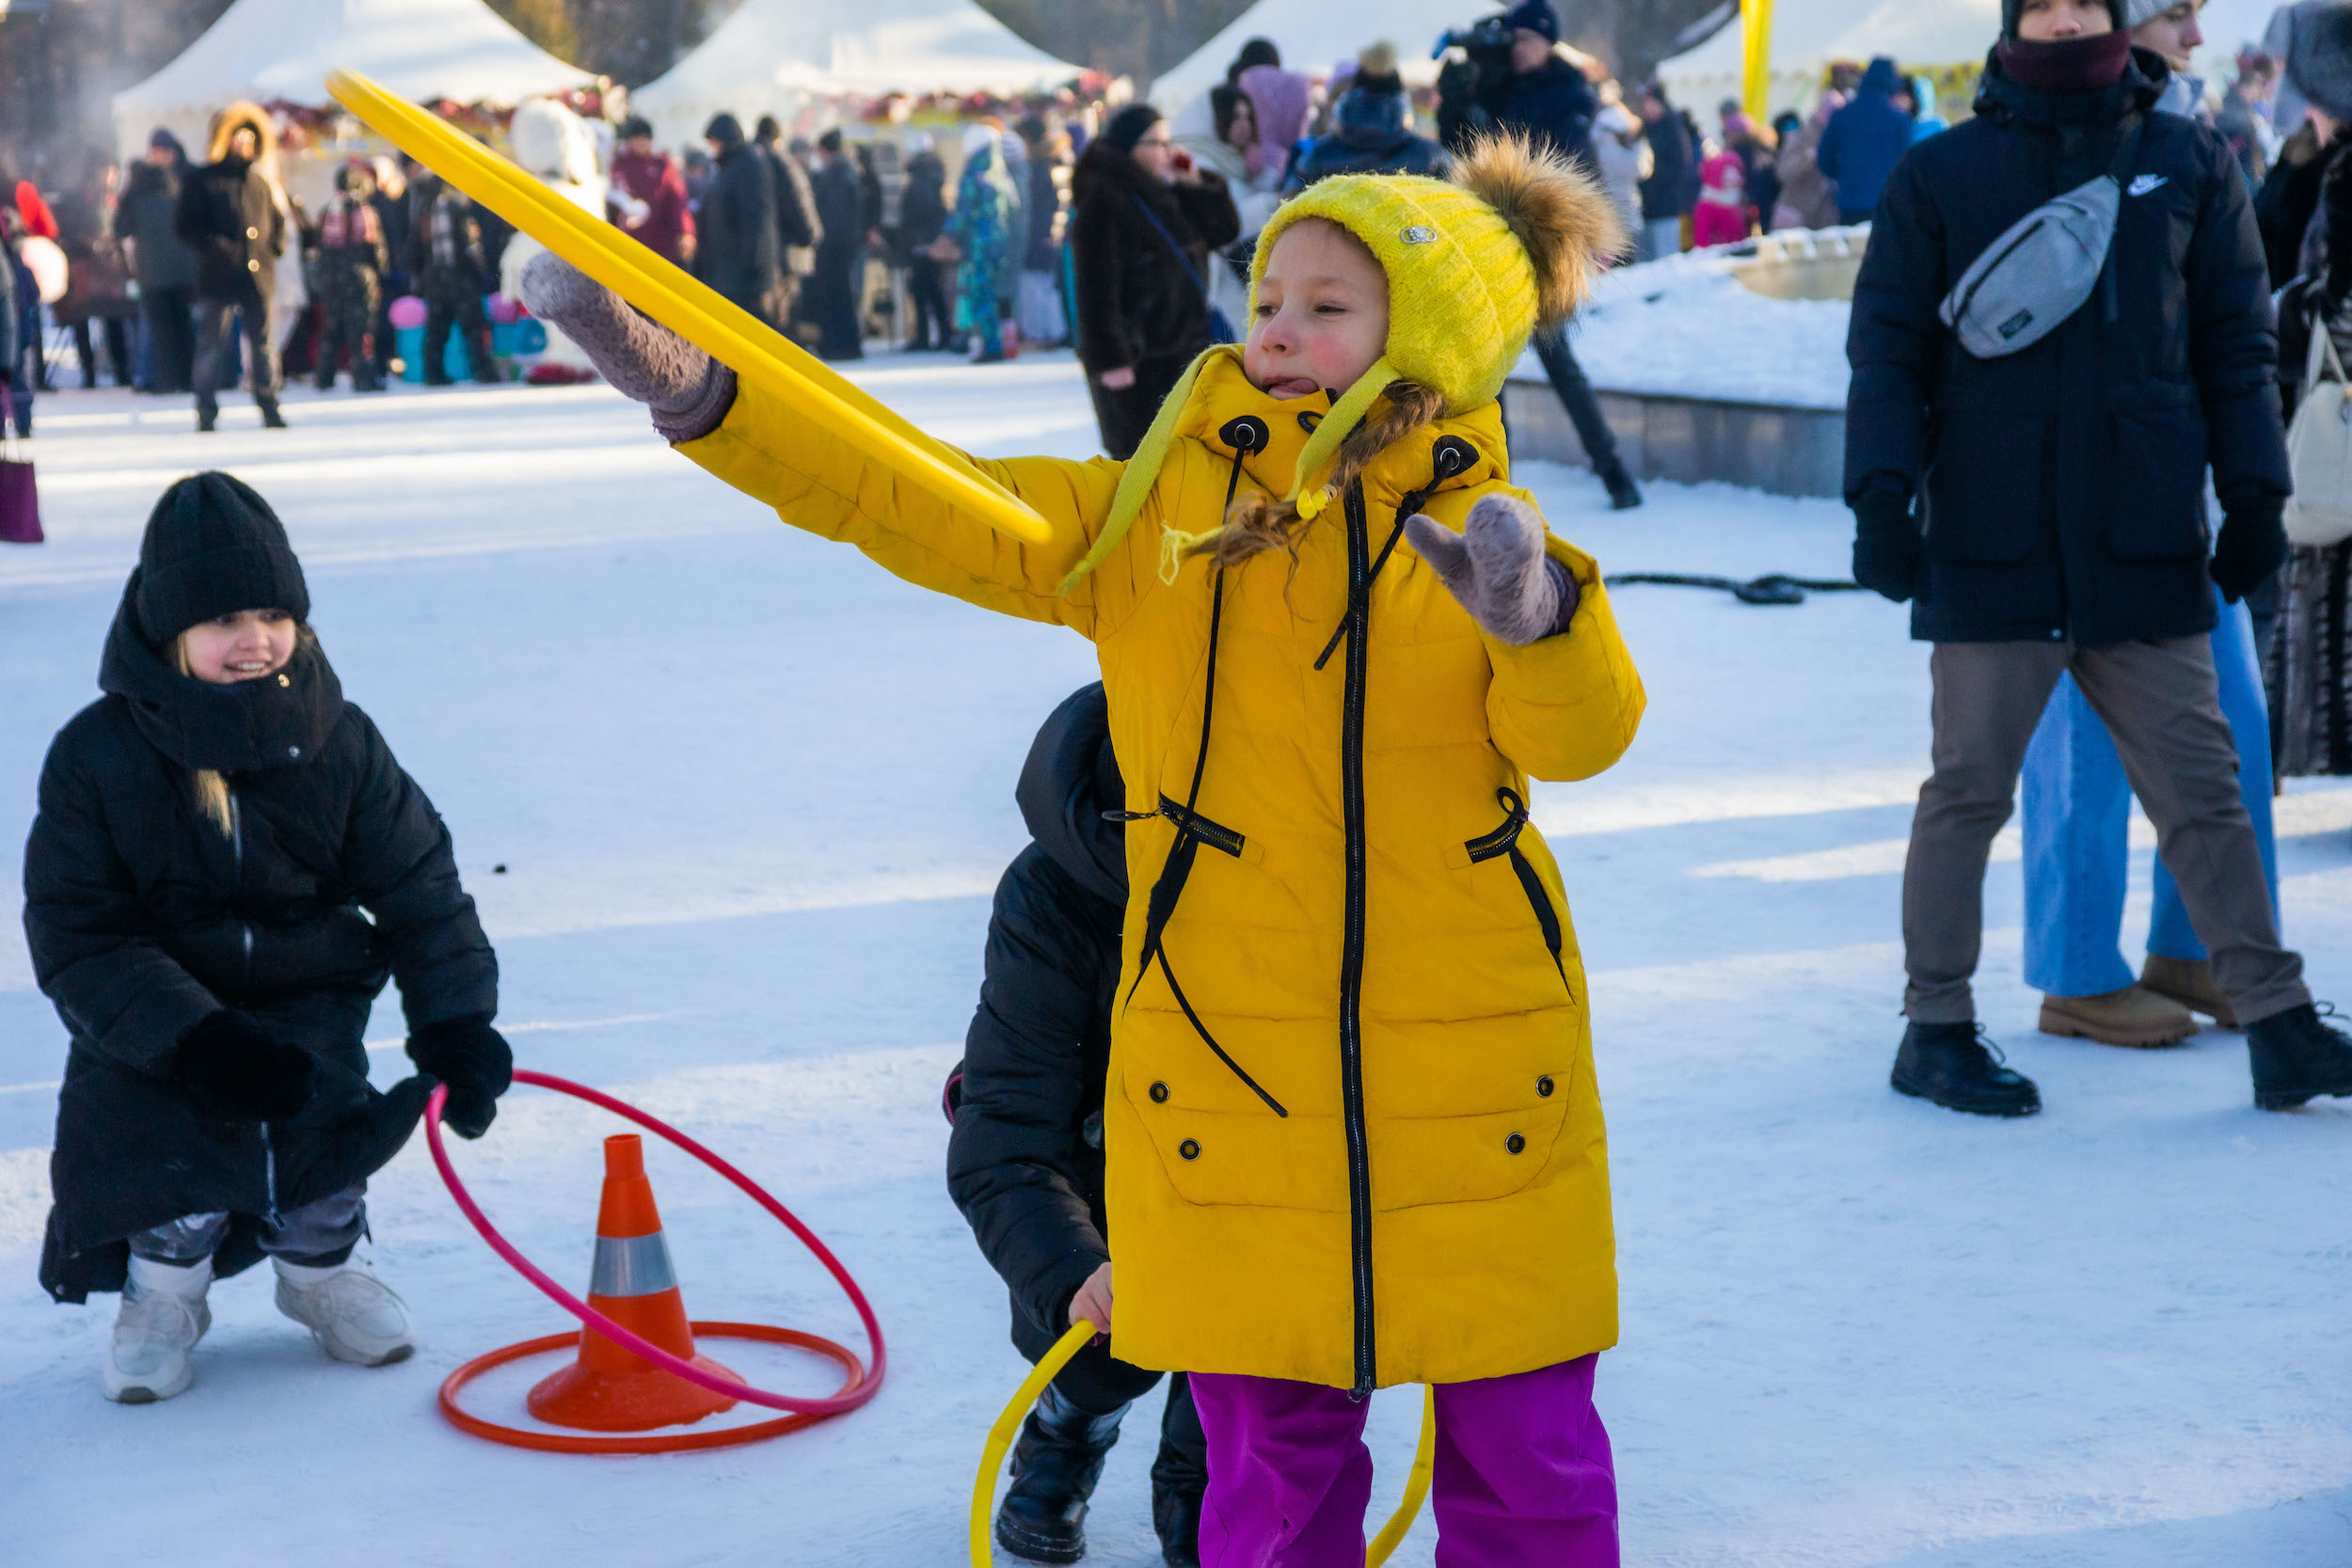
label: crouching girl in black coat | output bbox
[25,471,511,1402]
[945,685,1207,1567]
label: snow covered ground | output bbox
[4,356,2350,1567]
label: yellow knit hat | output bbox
[1250,133,1626,509]
[1057,133,1622,593]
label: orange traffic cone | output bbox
[527,1133,740,1432]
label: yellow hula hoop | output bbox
[323,69,1053,547]
[972,1322,1436,1566]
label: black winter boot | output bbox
[195,392,217,433]
[1150,1372,1207,1567]
[2247,1004,2352,1110]
[1891,1022,2041,1117]
[258,396,288,430]
[1597,457,1644,511]
[996,1384,1126,1565]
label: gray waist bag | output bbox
[1939,116,2144,358]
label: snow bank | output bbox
[1518,247,1855,410]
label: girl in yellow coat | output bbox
[527,132,1642,1566]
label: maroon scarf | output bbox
[1995,31,2133,96]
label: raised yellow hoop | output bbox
[324,68,1052,546]
[972,1321,1436,1565]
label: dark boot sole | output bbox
[2255,1083,2352,1112]
[993,1518,1084,1566]
[1891,1069,2041,1117]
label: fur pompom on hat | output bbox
[1244,131,1623,500]
[1056,133,1622,593]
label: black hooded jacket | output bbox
[1845,49,2289,646]
[1069,141,1240,373]
[944,685,1127,1358]
[27,585,495,1301]
[696,118,781,313]
[1288,77,1450,191]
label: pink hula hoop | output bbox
[423,1069,887,1417]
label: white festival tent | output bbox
[631,0,1080,149]
[1154,0,1465,108]
[111,0,595,164]
[1660,0,2000,119]
[1661,0,2293,126]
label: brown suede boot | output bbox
[2139,953,2239,1029]
[2038,984,2200,1048]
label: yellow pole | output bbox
[1742,0,1776,121]
[970,1323,1437,1566]
[324,68,1052,547]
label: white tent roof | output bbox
[1660,0,1999,118]
[1154,0,1461,106]
[112,0,594,160]
[631,0,1078,149]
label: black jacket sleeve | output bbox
[23,727,220,1073]
[1843,150,1948,501]
[945,846,1121,1342]
[2188,135,2293,514]
[1173,172,1241,251]
[336,708,497,1032]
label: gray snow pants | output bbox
[1903,638,2310,1026]
[129,1184,366,1269]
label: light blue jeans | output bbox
[2021,585,2279,996]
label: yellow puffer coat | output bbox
[682,349,1645,1390]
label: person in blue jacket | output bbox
[1819,56,1920,224]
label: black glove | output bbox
[2211,503,2288,605]
[1851,480,1920,605]
[408,1015,514,1139]
[173,1010,316,1122]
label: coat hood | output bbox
[99,577,344,774]
[1860,57,1905,98]
[205,101,275,166]
[1331,80,1416,152]
[1014,683,1127,902]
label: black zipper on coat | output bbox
[230,784,278,1227]
[1464,788,1572,996]
[1339,482,1376,1399]
[230,786,253,994]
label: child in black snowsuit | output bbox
[945,684,1207,1567]
[25,472,512,1402]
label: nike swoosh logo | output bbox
[2128,174,2169,198]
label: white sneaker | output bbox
[104,1255,214,1403]
[273,1258,416,1367]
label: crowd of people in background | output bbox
[0,1,2322,456]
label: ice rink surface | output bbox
[2,355,2347,1566]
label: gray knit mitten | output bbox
[1405,493,1581,644]
[517,252,737,442]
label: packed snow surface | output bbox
[1515,247,1854,409]
[3,357,2348,1566]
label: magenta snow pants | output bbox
[1189,1354,1617,1568]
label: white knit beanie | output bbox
[2122,0,2181,27]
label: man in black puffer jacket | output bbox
[1848,0,2352,1118]
[1476,1,1643,509]
[946,684,1206,1568]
